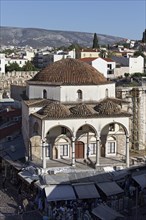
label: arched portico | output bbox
[45,125,73,160]
[100,122,130,167]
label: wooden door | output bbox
[75,141,84,158]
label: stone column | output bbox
[71,137,76,167]
[95,136,100,166]
[42,140,46,169]
[126,135,129,167]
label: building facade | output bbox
[22,58,131,169]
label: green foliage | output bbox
[2,49,15,55]
[131,72,146,78]
[5,62,21,72]
[142,29,146,43]
[92,33,99,49]
[67,43,82,51]
[124,73,130,78]
[134,51,145,58]
[22,61,38,71]
[99,50,106,58]
[5,61,38,72]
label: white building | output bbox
[5,57,28,68]
[80,57,116,78]
[0,53,6,75]
[22,58,131,170]
[113,55,144,78]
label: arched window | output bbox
[77,90,83,100]
[43,89,47,99]
[105,88,108,98]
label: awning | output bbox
[73,183,100,199]
[18,170,39,184]
[92,204,124,220]
[96,181,124,196]
[45,185,76,201]
[132,174,146,189]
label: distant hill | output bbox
[0,26,125,48]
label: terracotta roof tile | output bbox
[30,58,107,85]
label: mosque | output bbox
[22,58,131,169]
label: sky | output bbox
[1,0,146,40]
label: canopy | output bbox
[73,183,100,199]
[132,174,146,189]
[96,181,124,196]
[18,170,39,184]
[45,185,76,201]
[92,204,124,220]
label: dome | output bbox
[31,58,107,85]
[94,99,121,115]
[38,102,70,118]
[70,104,96,116]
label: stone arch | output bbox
[75,124,98,158]
[45,125,73,159]
[100,122,128,158]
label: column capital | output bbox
[95,136,100,141]
[72,136,76,142]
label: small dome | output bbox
[94,99,121,115]
[70,104,96,116]
[38,102,70,118]
[31,58,107,85]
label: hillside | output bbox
[0,26,125,48]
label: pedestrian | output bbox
[18,205,23,215]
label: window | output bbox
[60,144,68,156]
[105,88,108,97]
[109,123,115,131]
[61,127,67,134]
[90,143,96,155]
[107,64,112,69]
[107,142,115,154]
[77,90,83,100]
[43,89,47,99]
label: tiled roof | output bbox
[32,98,131,120]
[37,102,70,118]
[94,99,120,115]
[101,58,114,62]
[79,57,98,62]
[30,58,107,85]
[70,104,97,116]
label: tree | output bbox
[92,33,99,49]
[134,51,145,58]
[5,62,21,72]
[142,29,146,43]
[99,50,106,58]
[22,61,38,71]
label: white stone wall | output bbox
[28,85,61,100]
[60,84,115,102]
[28,83,115,102]
[92,58,116,78]
[114,67,129,78]
[129,56,144,74]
